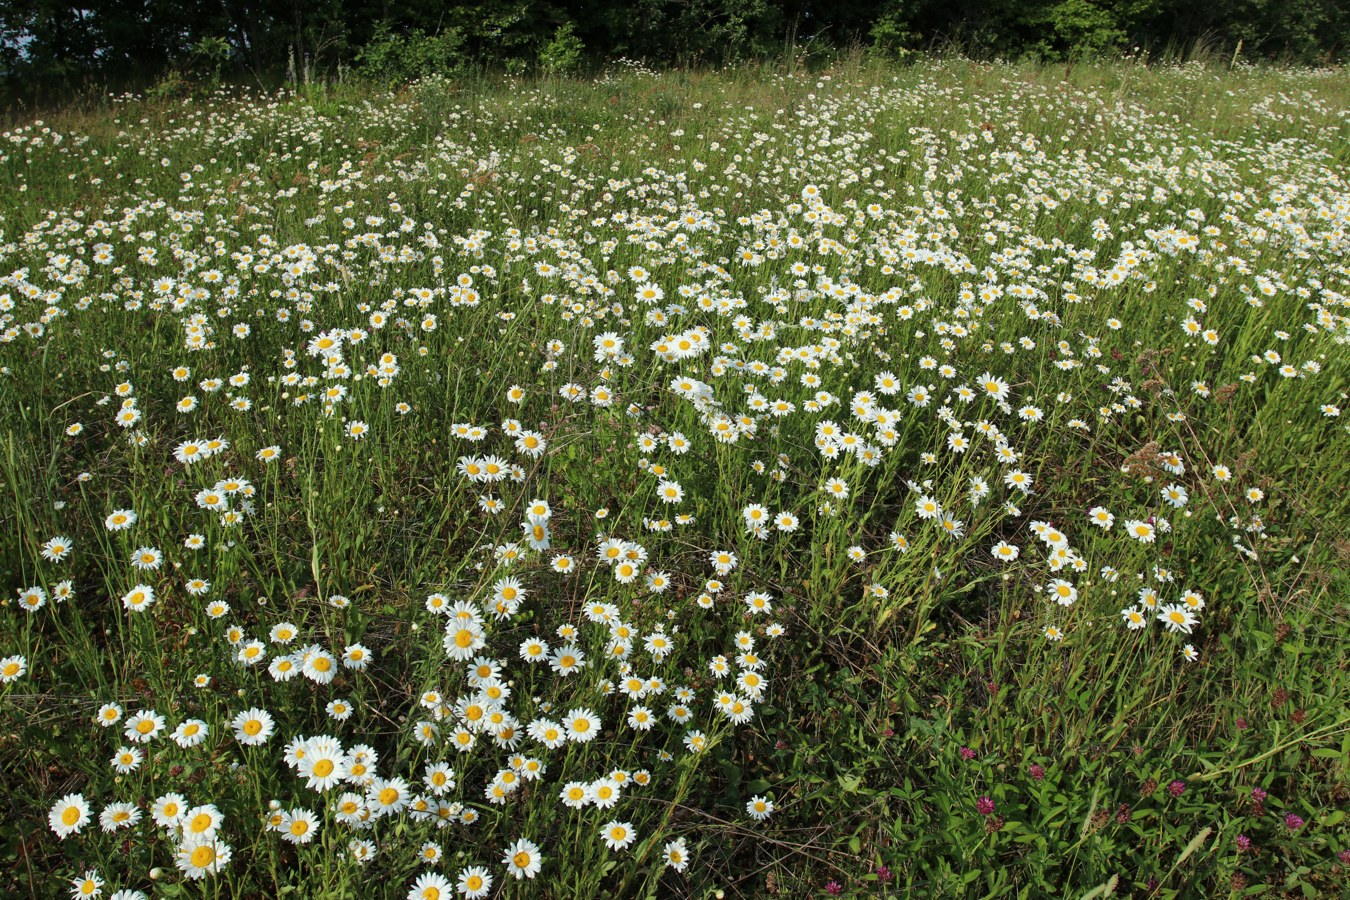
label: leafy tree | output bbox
[0,0,1344,103]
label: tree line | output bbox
[1,0,1345,99]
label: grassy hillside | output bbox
[1,58,1348,898]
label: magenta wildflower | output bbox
[824,880,843,895]
[1028,763,1045,780]
[1285,813,1305,831]
[959,746,977,760]
[976,796,996,816]
[1236,834,1252,851]
[1167,779,1187,798]
[1251,787,1267,801]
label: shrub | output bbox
[356,24,467,86]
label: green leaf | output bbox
[838,774,864,794]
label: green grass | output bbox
[1,56,1348,899]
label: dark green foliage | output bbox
[538,22,585,76]
[0,0,1345,104]
[355,23,467,85]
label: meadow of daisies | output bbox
[1,57,1348,898]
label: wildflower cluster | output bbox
[1,60,1346,898]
